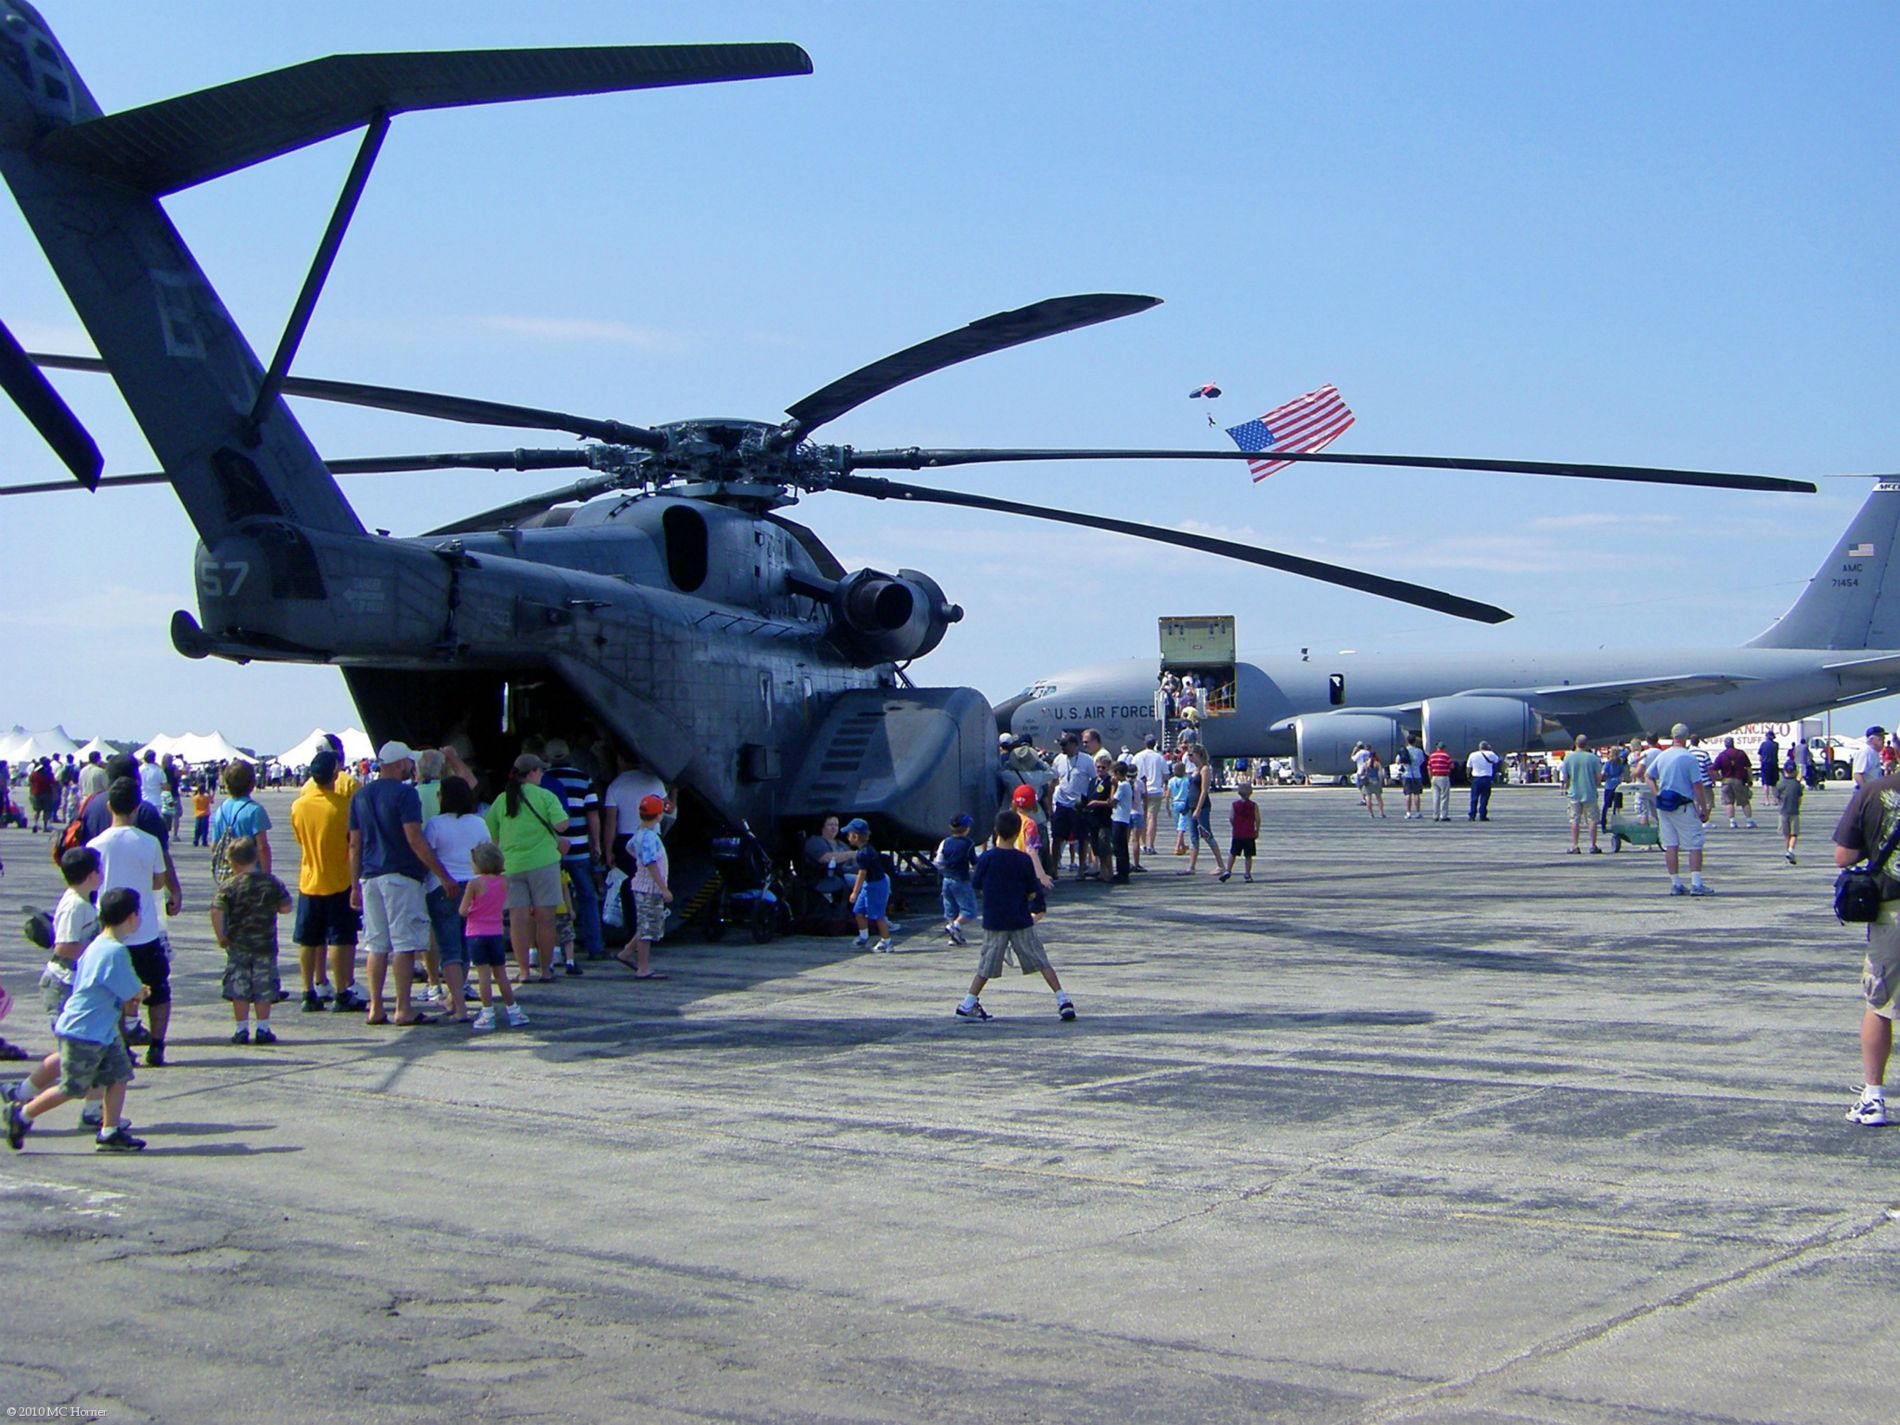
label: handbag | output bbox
[1834,810,1900,924]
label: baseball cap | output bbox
[951,813,973,829]
[1868,726,1887,738]
[842,817,870,836]
[637,793,665,819]
[1143,733,1158,747]
[1011,784,1038,808]
[998,732,1015,747]
[377,739,415,764]
[512,752,545,775]
[1670,723,1692,739]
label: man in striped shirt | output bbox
[542,738,603,971]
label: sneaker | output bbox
[143,1044,165,1068]
[1728,818,1738,829]
[1689,884,1716,897]
[1242,871,1253,882]
[1846,1094,1890,1126]
[947,924,967,946]
[1746,820,1757,829]
[872,939,893,954]
[229,1026,250,1045]
[564,961,584,976]
[1669,884,1689,896]
[122,1022,152,1046]
[95,1127,147,1152]
[6,1101,30,1150]
[1217,870,1232,883]
[855,935,870,950]
[315,983,336,1003]
[955,1001,992,1022]
[464,985,481,1002]
[1786,851,1797,865]
[470,1008,495,1033]
[253,1026,277,1046]
[334,990,368,1013]
[301,991,324,1013]
[505,1004,530,1028]
[1058,1000,1076,1022]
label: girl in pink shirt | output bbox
[458,843,526,1031]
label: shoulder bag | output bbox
[1834,809,1900,924]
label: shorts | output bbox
[361,874,429,956]
[1229,836,1257,859]
[1779,812,1800,837]
[39,959,74,1022]
[1401,777,1424,795]
[1722,777,1752,806]
[1656,803,1706,853]
[1863,908,1900,1018]
[426,886,468,968]
[127,936,172,1007]
[1051,803,1081,843]
[854,877,892,923]
[294,890,360,947]
[56,1034,135,1099]
[941,877,977,923]
[977,925,1053,979]
[1175,809,1191,833]
[1763,764,1781,786]
[1567,799,1596,827]
[633,891,668,943]
[466,933,510,969]
[221,954,281,1004]
[505,862,563,911]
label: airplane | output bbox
[997,479,1900,775]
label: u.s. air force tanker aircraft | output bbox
[997,481,1900,775]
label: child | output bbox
[613,794,671,978]
[844,817,894,953]
[191,784,212,847]
[208,836,291,1044]
[1777,772,1804,865]
[1169,761,1192,855]
[1109,761,1136,884]
[957,809,1074,1023]
[6,848,115,1125]
[7,887,149,1152]
[935,813,978,946]
[1223,783,1259,882]
[460,842,528,1031]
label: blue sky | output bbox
[2,1,1897,753]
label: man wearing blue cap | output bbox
[1854,727,1887,790]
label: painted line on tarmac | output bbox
[1449,1208,1684,1241]
[978,1160,1151,1188]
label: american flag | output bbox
[1849,542,1876,557]
[1224,385,1355,481]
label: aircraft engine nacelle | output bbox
[1422,695,1565,761]
[828,567,963,666]
[1293,711,1407,777]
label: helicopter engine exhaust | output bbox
[827,567,962,665]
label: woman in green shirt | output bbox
[484,754,570,984]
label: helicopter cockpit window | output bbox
[662,504,708,593]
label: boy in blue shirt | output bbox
[934,813,978,946]
[845,818,895,954]
[8,887,149,1152]
[958,810,1076,1023]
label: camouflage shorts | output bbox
[221,954,281,1005]
[57,1035,134,1098]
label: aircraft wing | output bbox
[1454,674,1758,713]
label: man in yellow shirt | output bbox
[289,748,364,1012]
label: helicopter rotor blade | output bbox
[26,350,666,449]
[778,293,1161,443]
[842,446,1819,495]
[825,473,1511,624]
[0,449,600,499]
[0,323,104,489]
[424,474,629,536]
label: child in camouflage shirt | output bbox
[209,836,291,1045]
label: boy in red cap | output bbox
[613,794,670,978]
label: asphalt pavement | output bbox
[1,781,1894,1424]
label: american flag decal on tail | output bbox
[1225,385,1355,481]
[1850,543,1876,557]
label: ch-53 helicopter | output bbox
[0,2,1817,861]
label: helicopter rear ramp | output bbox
[782,688,997,846]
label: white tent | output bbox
[74,737,122,762]
[0,725,83,761]
[275,727,373,767]
[136,730,250,765]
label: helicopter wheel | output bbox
[747,896,776,944]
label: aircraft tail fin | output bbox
[1747,481,1900,650]
[37,43,813,195]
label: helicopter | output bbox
[0,3,1819,861]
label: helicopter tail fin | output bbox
[35,43,813,196]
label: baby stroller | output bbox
[703,822,785,943]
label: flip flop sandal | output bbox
[632,971,668,980]
[392,1014,434,1026]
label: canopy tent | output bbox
[275,727,374,768]
[0,725,83,761]
[136,730,250,765]
[73,736,130,762]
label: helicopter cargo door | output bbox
[782,687,996,846]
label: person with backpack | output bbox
[208,761,272,881]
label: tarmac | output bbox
[1,780,1895,1424]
